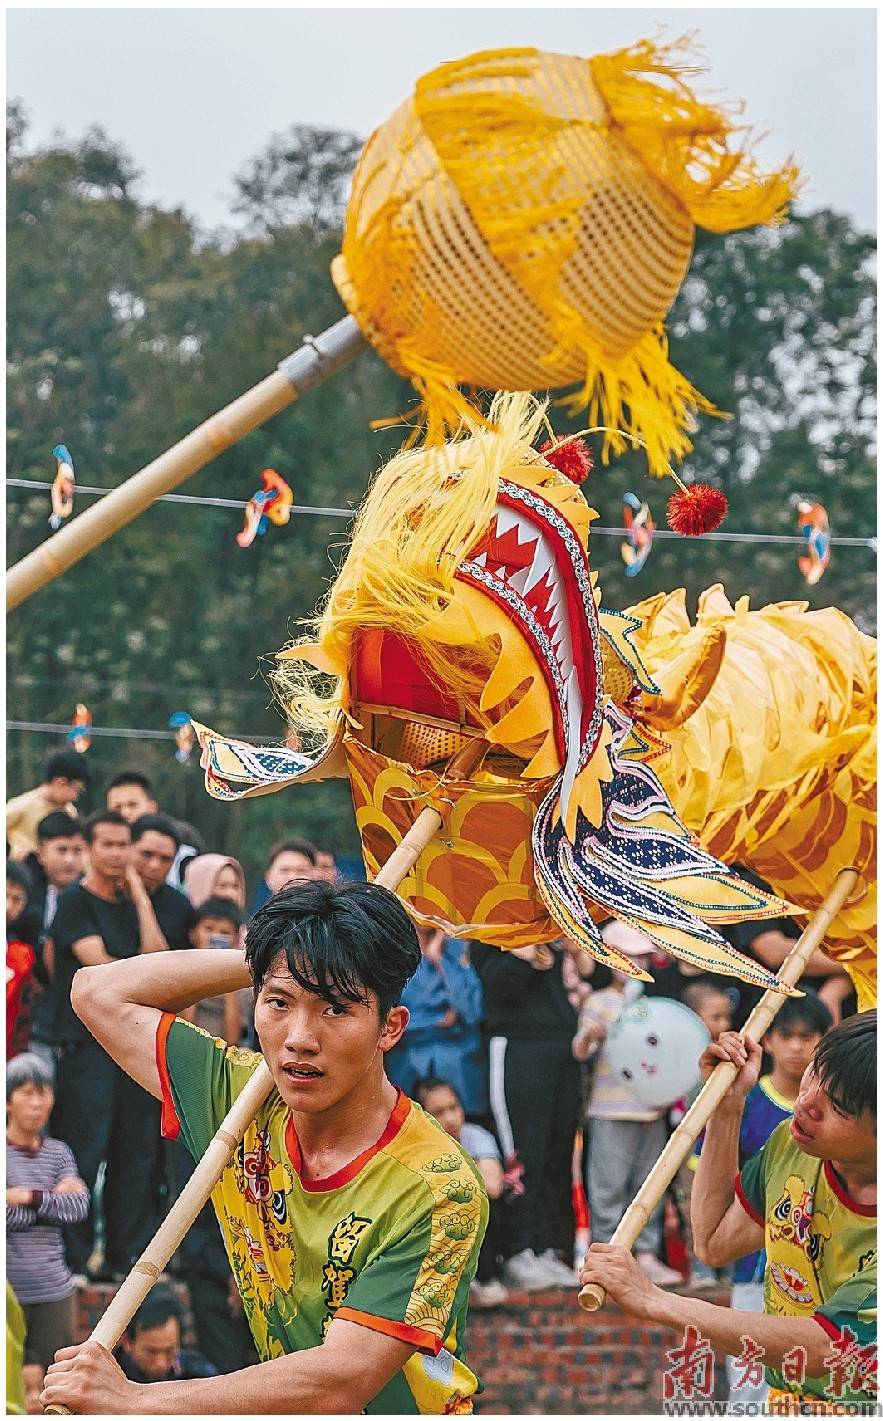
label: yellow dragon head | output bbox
[197,394,791,988]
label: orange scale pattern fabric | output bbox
[344,737,558,951]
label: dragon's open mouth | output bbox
[459,478,604,823]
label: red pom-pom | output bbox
[666,483,728,536]
[539,437,593,484]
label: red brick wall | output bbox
[76,1281,729,1414]
[468,1287,687,1415]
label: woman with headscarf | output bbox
[181,852,252,1044]
[183,854,246,913]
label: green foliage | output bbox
[6,108,876,889]
[232,125,363,235]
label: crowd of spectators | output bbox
[6,750,861,1386]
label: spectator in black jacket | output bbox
[22,813,86,939]
[470,939,584,1291]
[130,815,195,951]
[48,811,169,1278]
[23,813,86,1073]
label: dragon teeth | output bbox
[523,539,554,595]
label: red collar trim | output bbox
[285,1089,409,1192]
[824,1160,876,1217]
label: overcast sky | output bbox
[6,7,877,234]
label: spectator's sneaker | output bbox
[537,1249,581,1287]
[636,1252,684,1288]
[502,1249,561,1290]
[688,1257,723,1291]
[469,1278,510,1309]
[69,1273,88,1289]
[688,1270,723,1292]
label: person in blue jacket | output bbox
[386,925,486,1114]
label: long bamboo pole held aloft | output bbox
[43,737,486,1415]
[9,316,366,612]
[578,866,861,1312]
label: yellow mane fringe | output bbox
[272,393,551,743]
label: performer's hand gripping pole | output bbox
[43,738,485,1414]
[8,315,366,612]
[577,866,861,1313]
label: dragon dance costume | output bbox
[194,395,875,1004]
[194,36,872,1004]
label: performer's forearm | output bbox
[74,948,251,1017]
[137,1350,356,1414]
[644,1287,830,1375]
[690,1100,743,1257]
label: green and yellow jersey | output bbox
[736,1120,876,1408]
[157,1014,488,1414]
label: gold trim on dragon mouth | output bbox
[457,474,607,833]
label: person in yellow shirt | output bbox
[581,1013,876,1412]
[40,880,488,1416]
[6,753,89,861]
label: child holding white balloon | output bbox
[573,921,709,1288]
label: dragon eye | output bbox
[647,1034,659,1047]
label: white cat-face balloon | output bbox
[606,997,710,1110]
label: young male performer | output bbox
[41,880,488,1415]
[581,1013,876,1411]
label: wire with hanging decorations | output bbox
[5,479,876,550]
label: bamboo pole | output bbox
[44,737,485,1413]
[578,866,861,1313]
[8,316,366,611]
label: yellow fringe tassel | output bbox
[272,393,550,740]
[335,38,800,462]
[590,36,803,232]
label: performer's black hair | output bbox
[245,880,420,1018]
[812,1010,876,1123]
